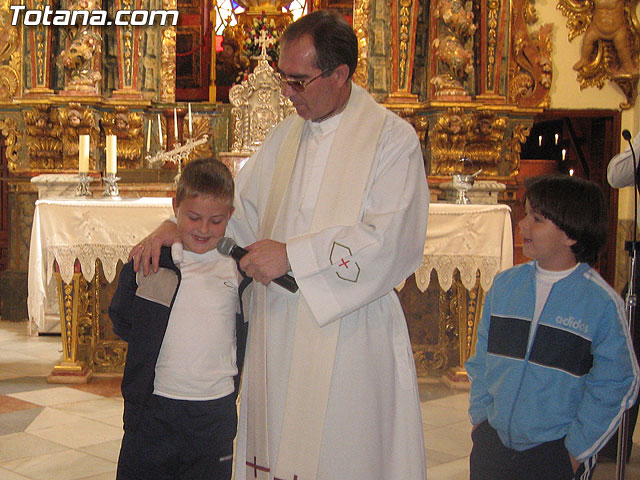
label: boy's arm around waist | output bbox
[108,260,137,343]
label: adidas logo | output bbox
[555,315,589,334]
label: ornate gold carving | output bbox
[504,122,531,177]
[188,116,214,161]
[431,0,477,98]
[57,0,103,95]
[0,0,20,101]
[464,112,507,168]
[388,0,419,102]
[51,272,91,379]
[429,107,527,177]
[25,0,54,93]
[613,72,640,108]
[160,0,176,103]
[393,107,429,152]
[102,107,144,168]
[59,103,100,170]
[486,0,500,90]
[430,107,471,170]
[24,106,63,169]
[558,0,640,108]
[352,0,370,88]
[509,0,552,107]
[410,271,482,376]
[93,342,128,371]
[0,117,20,171]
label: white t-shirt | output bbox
[154,248,240,401]
[528,263,579,349]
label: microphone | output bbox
[217,237,298,293]
[622,130,638,187]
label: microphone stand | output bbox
[617,131,638,480]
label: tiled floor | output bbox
[1,318,640,479]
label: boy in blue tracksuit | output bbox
[466,174,639,480]
[110,159,249,480]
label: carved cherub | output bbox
[101,107,144,168]
[59,104,98,169]
[573,0,637,74]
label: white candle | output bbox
[561,148,567,161]
[173,108,178,142]
[157,113,163,148]
[106,135,117,174]
[146,119,151,153]
[188,103,193,137]
[78,135,90,173]
[554,133,559,145]
[538,135,542,147]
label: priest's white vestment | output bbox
[230,84,429,480]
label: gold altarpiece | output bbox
[3,0,639,380]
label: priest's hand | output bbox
[130,220,180,275]
[240,240,289,286]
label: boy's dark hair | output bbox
[175,158,234,206]
[523,174,607,265]
[280,9,358,79]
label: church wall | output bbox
[538,2,640,295]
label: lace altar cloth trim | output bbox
[46,244,134,284]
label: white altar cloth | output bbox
[27,199,513,333]
[27,197,174,333]
[414,203,513,292]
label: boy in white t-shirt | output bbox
[110,159,247,480]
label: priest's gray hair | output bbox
[280,9,358,79]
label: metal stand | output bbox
[617,240,639,479]
[75,173,92,197]
[102,173,120,198]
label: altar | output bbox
[26,198,512,383]
[27,197,175,382]
[398,203,513,381]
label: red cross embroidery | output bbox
[338,258,350,269]
[246,456,270,478]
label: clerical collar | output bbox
[308,111,341,136]
[312,85,352,123]
[312,100,347,123]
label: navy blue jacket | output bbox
[109,246,250,431]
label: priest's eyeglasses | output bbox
[279,69,331,93]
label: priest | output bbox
[133,10,429,480]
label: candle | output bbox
[561,148,567,161]
[173,108,178,142]
[569,168,574,176]
[78,135,90,173]
[188,103,193,138]
[157,113,163,148]
[106,135,117,174]
[538,135,542,147]
[554,133,559,145]
[146,119,151,153]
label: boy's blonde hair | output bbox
[175,159,234,207]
